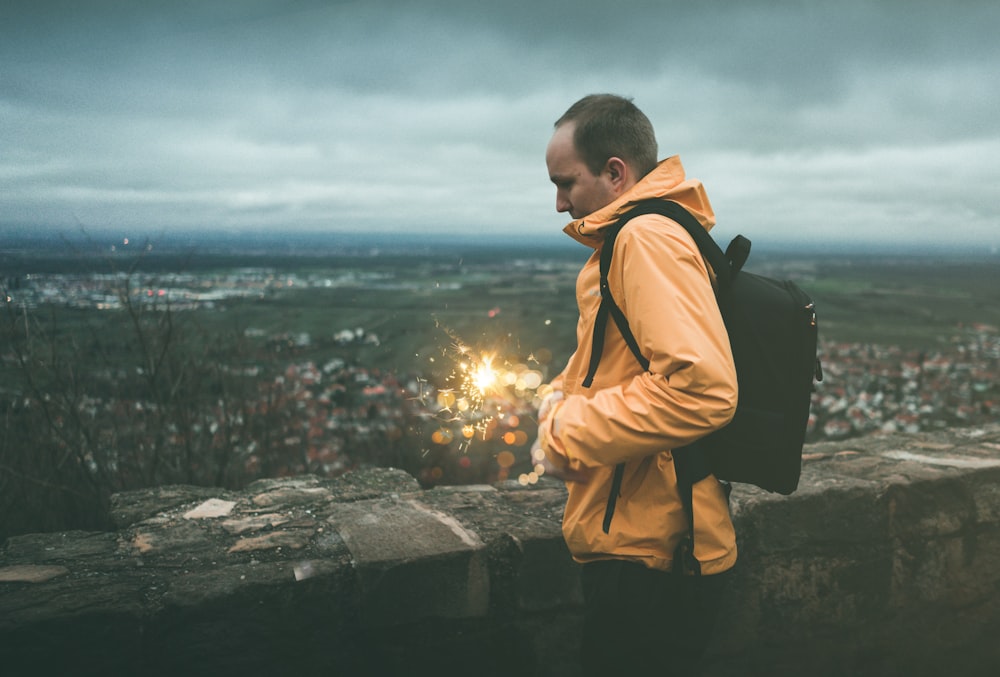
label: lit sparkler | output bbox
[460,352,500,403]
[420,319,552,481]
[443,347,506,449]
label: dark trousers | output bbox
[580,559,731,676]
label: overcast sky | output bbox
[2,0,998,250]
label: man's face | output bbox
[545,122,617,220]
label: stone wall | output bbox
[2,424,1000,677]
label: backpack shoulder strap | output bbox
[628,200,734,289]
[581,219,648,387]
[582,200,732,389]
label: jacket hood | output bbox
[562,155,716,248]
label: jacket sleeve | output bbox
[544,215,737,468]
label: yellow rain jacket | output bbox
[539,156,738,574]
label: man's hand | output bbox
[536,389,564,424]
[532,389,587,482]
[531,438,589,483]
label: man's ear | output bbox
[604,157,629,192]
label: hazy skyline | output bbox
[2,0,998,251]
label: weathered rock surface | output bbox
[2,425,1000,677]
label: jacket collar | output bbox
[562,155,716,248]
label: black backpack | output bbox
[583,200,822,573]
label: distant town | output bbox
[811,333,999,438]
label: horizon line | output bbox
[2,226,996,259]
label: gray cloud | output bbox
[2,0,998,248]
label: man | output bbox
[533,94,738,675]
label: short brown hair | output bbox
[554,94,658,178]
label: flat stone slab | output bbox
[0,565,70,583]
[330,496,489,626]
[881,449,1000,469]
[332,496,483,564]
[183,499,237,519]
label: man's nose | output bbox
[555,195,570,213]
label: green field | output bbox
[804,258,1000,349]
